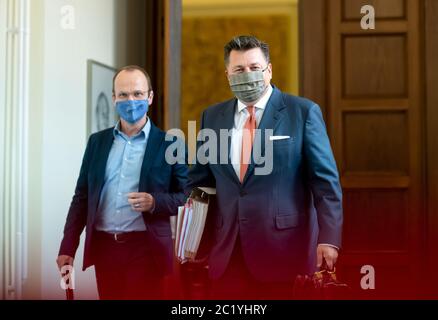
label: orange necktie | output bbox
[240,106,256,182]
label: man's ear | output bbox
[112,93,116,104]
[267,62,273,79]
[148,91,154,105]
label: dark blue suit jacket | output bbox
[59,121,188,275]
[187,86,343,282]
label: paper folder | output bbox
[175,187,216,263]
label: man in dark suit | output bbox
[57,65,188,299]
[187,36,343,299]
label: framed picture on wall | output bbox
[87,60,118,136]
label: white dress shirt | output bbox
[230,85,273,178]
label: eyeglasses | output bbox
[116,90,151,101]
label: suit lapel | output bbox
[218,99,241,185]
[95,129,115,188]
[139,121,163,189]
[242,86,286,183]
[93,128,115,214]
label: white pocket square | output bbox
[269,135,290,141]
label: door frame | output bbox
[425,0,438,298]
[145,0,182,130]
[299,0,327,117]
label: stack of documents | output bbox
[175,187,216,263]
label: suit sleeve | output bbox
[151,137,189,216]
[186,110,216,193]
[303,103,343,249]
[58,135,93,258]
[184,110,217,260]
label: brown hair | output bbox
[224,35,270,66]
[112,65,153,94]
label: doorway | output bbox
[180,0,299,137]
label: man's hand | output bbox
[128,192,155,212]
[317,245,338,271]
[56,255,74,271]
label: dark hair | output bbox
[224,35,270,66]
[112,65,153,94]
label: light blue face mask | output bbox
[116,99,149,124]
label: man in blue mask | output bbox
[187,36,343,299]
[57,65,188,299]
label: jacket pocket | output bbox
[275,214,301,230]
[273,138,294,147]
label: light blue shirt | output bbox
[94,119,151,233]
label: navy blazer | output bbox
[59,121,188,275]
[187,86,343,282]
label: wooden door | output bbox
[425,0,438,299]
[302,0,424,298]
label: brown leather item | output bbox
[292,266,351,300]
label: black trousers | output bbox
[209,235,294,300]
[92,230,163,300]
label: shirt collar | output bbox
[114,117,151,142]
[237,84,273,113]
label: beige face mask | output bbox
[228,68,268,104]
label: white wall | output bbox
[27,0,129,299]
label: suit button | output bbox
[240,190,247,197]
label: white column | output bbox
[1,0,30,300]
[0,0,6,301]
